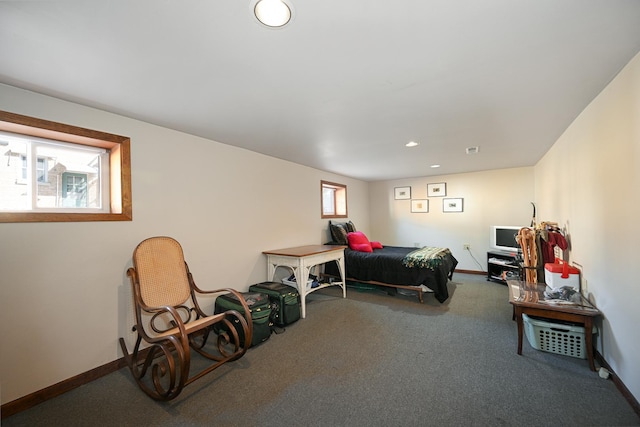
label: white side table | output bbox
[263,245,347,318]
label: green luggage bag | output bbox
[249,282,301,327]
[214,292,271,347]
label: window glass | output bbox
[321,180,347,218]
[1,131,107,212]
[322,186,335,215]
[62,173,88,207]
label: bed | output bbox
[325,221,458,303]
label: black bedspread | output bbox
[327,246,457,303]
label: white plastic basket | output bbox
[522,314,596,359]
[281,278,312,287]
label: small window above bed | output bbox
[321,180,347,219]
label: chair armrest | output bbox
[192,287,253,320]
[138,304,190,343]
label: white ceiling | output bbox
[1,1,639,182]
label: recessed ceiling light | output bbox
[466,146,479,154]
[405,141,419,147]
[430,164,441,168]
[254,0,292,27]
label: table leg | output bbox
[266,260,276,282]
[515,308,524,355]
[294,260,310,319]
[336,256,346,299]
[584,317,596,371]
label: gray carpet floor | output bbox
[4,273,639,426]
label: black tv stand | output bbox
[487,250,522,284]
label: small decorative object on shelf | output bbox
[487,250,522,283]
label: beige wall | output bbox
[535,52,640,401]
[369,167,535,271]
[0,84,369,404]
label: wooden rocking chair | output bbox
[119,236,252,400]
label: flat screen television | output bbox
[492,226,523,253]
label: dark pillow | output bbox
[329,221,349,245]
[346,221,357,233]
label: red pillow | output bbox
[347,231,372,252]
[351,243,373,253]
[371,241,383,249]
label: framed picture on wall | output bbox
[394,186,411,200]
[411,199,429,213]
[443,198,463,212]
[427,182,446,197]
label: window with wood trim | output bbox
[321,180,347,218]
[0,110,132,223]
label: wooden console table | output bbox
[508,280,601,371]
[263,245,347,318]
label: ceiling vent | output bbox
[466,146,479,154]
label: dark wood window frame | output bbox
[321,180,347,219]
[0,110,132,223]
